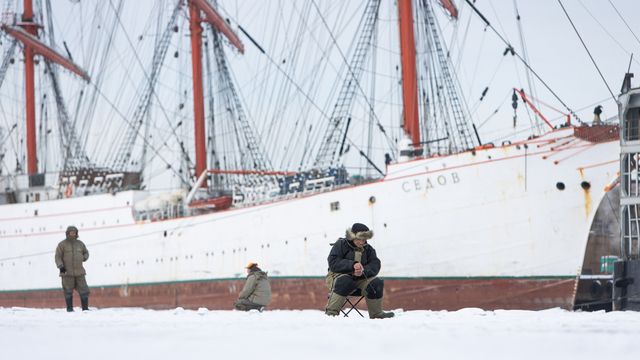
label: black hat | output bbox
[351,223,369,233]
[346,223,373,241]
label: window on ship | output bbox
[625,106,640,141]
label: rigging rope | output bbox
[464,0,585,124]
[607,0,640,47]
[557,0,617,105]
[577,0,640,69]
[310,0,395,168]
[86,80,189,187]
[238,18,386,175]
[106,0,189,173]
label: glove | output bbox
[59,267,66,274]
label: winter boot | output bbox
[325,292,346,316]
[65,297,74,312]
[366,298,394,319]
[81,297,89,311]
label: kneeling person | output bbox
[234,263,271,311]
[325,223,394,318]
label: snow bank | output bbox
[1,306,639,359]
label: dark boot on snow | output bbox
[65,297,74,312]
[366,298,394,319]
[81,297,89,311]
[370,311,395,319]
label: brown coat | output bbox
[55,238,89,277]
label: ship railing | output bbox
[1,12,14,26]
[134,203,187,222]
[133,180,353,221]
[232,180,352,207]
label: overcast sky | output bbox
[1,0,639,186]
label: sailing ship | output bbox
[0,0,624,311]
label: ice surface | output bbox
[2,306,639,359]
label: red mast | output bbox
[187,0,243,187]
[5,1,90,174]
[397,0,420,148]
[189,2,206,186]
[22,0,37,174]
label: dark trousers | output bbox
[233,299,263,311]
[62,275,90,299]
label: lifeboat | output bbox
[188,195,233,210]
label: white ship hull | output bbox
[0,127,620,310]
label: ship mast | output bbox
[189,2,206,184]
[22,0,37,174]
[186,0,244,187]
[397,0,420,148]
[3,0,91,175]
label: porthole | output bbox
[581,181,591,190]
[556,182,565,190]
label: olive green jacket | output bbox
[238,270,272,306]
[55,238,89,277]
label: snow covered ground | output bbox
[2,306,639,359]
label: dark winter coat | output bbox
[327,238,381,279]
[55,229,89,277]
[238,269,272,306]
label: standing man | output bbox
[55,225,90,312]
[233,263,271,312]
[325,223,394,318]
